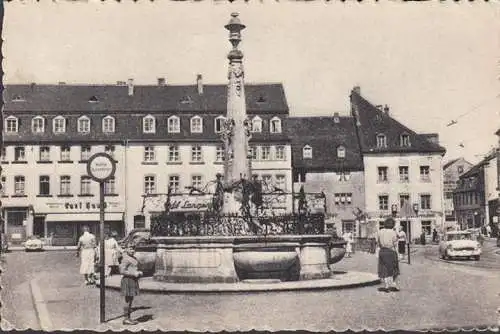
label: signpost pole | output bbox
[99,181,105,324]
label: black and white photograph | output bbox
[1,1,499,331]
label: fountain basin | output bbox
[329,239,347,264]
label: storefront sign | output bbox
[64,201,108,210]
[144,194,213,213]
[87,153,116,182]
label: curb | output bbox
[7,246,77,252]
[30,279,54,331]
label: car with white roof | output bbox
[439,231,481,261]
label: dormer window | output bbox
[12,95,25,102]
[143,115,156,134]
[180,95,192,104]
[215,116,226,133]
[88,96,99,103]
[400,133,411,147]
[256,94,266,103]
[303,145,312,159]
[168,116,180,133]
[270,117,282,134]
[251,116,262,133]
[337,145,346,159]
[102,115,115,133]
[5,116,19,133]
[32,116,45,133]
[376,133,387,148]
[190,116,203,133]
[78,116,91,134]
[53,116,66,134]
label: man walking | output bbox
[77,226,97,285]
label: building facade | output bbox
[442,157,473,221]
[350,87,447,241]
[1,79,292,245]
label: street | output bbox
[1,241,499,331]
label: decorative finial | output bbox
[225,12,246,51]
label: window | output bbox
[215,116,226,133]
[376,134,387,148]
[105,145,115,158]
[168,175,180,193]
[216,145,225,162]
[60,146,71,161]
[338,171,351,182]
[251,116,262,133]
[275,146,286,160]
[143,115,156,134]
[1,176,6,196]
[191,175,203,189]
[5,116,18,133]
[53,116,66,134]
[39,146,50,161]
[77,116,91,133]
[275,175,286,191]
[400,134,411,147]
[60,176,71,195]
[342,221,356,234]
[399,166,409,182]
[168,116,180,133]
[261,146,271,160]
[378,195,389,210]
[421,221,432,235]
[144,146,156,162]
[399,194,410,210]
[249,146,258,160]
[1,147,6,162]
[144,175,156,194]
[14,176,25,196]
[167,145,180,163]
[420,194,431,210]
[31,116,45,133]
[335,193,353,205]
[262,174,272,186]
[377,166,388,182]
[104,177,116,195]
[457,165,464,174]
[38,176,50,196]
[337,146,346,159]
[270,117,282,134]
[191,145,203,163]
[14,147,26,162]
[102,116,115,133]
[190,116,203,133]
[420,166,430,181]
[302,145,312,159]
[80,145,91,161]
[80,176,92,195]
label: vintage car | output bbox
[118,228,156,276]
[439,231,481,261]
[24,235,44,252]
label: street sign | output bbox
[86,153,116,183]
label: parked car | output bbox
[118,228,156,276]
[439,231,481,261]
[24,235,44,252]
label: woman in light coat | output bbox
[104,231,121,277]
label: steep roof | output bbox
[443,158,460,170]
[3,83,288,114]
[459,151,497,179]
[350,88,446,155]
[287,116,364,171]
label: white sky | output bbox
[3,1,500,164]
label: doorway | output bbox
[33,216,45,238]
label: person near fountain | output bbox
[76,225,97,285]
[119,243,143,325]
[342,231,353,257]
[397,226,407,260]
[376,218,400,292]
[104,230,121,277]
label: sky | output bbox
[3,1,500,164]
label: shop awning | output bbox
[45,213,124,222]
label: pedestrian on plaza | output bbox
[420,231,426,245]
[104,230,121,277]
[76,226,97,285]
[432,228,438,243]
[119,243,143,325]
[486,224,492,238]
[397,226,407,260]
[376,217,400,293]
[342,231,353,258]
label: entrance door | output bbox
[33,216,45,237]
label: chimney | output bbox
[352,86,361,95]
[196,74,203,95]
[157,77,166,86]
[127,78,134,96]
[383,104,390,115]
[333,112,340,123]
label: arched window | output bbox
[376,133,387,148]
[5,116,19,133]
[251,116,262,133]
[270,116,282,134]
[337,145,346,159]
[168,116,180,133]
[77,116,91,134]
[302,145,312,159]
[53,116,66,134]
[102,115,115,133]
[143,115,156,134]
[214,116,226,133]
[190,116,203,133]
[32,116,45,133]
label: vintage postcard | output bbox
[1,0,499,332]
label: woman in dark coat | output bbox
[376,217,400,292]
[119,244,143,325]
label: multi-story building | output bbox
[1,78,292,245]
[442,157,473,221]
[350,87,447,241]
[288,114,365,236]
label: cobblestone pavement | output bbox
[2,247,499,331]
